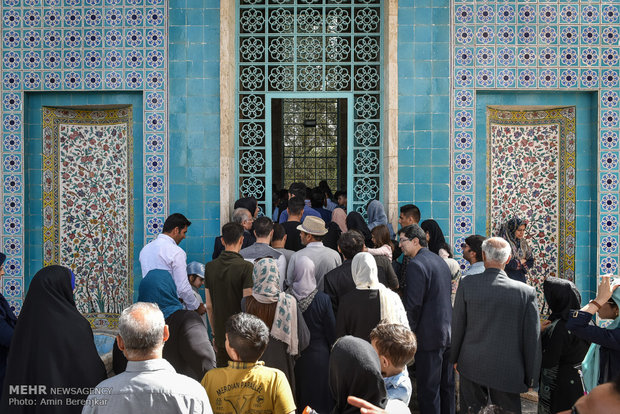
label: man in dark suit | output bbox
[398,224,454,414]
[451,237,541,414]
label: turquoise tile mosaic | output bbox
[1,0,168,311]
[452,1,617,297]
[399,0,451,225]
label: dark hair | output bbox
[253,216,274,238]
[338,230,365,260]
[222,222,244,245]
[234,197,258,217]
[400,204,420,223]
[398,224,427,247]
[310,187,325,209]
[318,180,333,199]
[420,219,446,255]
[370,323,417,368]
[614,373,620,395]
[163,213,191,233]
[334,190,347,199]
[464,235,485,261]
[225,313,269,362]
[371,225,392,251]
[288,182,307,199]
[287,196,305,216]
[272,223,286,241]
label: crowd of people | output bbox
[0,181,619,414]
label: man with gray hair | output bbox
[450,237,541,414]
[83,302,212,414]
[211,207,256,259]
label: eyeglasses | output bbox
[399,237,411,244]
[571,405,579,414]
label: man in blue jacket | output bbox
[398,224,454,414]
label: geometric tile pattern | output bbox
[451,1,619,279]
[42,106,133,329]
[1,0,168,313]
[487,106,576,302]
[236,0,382,215]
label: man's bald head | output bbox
[118,302,167,360]
[481,237,512,269]
[559,379,620,414]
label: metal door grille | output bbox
[236,0,383,215]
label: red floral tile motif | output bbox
[43,107,133,329]
[487,107,576,303]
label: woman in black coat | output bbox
[538,277,590,414]
[0,266,106,413]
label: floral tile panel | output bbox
[43,107,134,330]
[487,107,576,301]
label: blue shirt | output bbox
[278,206,322,223]
[384,370,412,405]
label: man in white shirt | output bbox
[139,213,205,314]
[461,235,486,277]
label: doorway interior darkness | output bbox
[271,98,347,193]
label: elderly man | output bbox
[212,208,256,259]
[285,216,341,291]
[83,302,211,413]
[451,237,541,414]
[139,213,205,315]
[398,224,453,414]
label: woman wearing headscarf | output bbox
[137,269,216,381]
[367,200,396,239]
[234,196,259,218]
[336,253,408,342]
[0,266,106,413]
[565,275,620,392]
[331,208,348,233]
[0,253,17,400]
[497,216,534,283]
[420,219,447,255]
[346,211,373,247]
[244,258,310,397]
[330,336,409,414]
[538,277,590,414]
[288,256,336,413]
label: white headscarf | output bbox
[351,252,409,328]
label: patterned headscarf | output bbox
[252,258,299,355]
[351,253,410,328]
[497,216,533,260]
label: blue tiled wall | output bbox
[398,0,451,234]
[24,91,144,292]
[168,0,220,263]
[475,91,599,299]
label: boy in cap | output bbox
[187,261,208,328]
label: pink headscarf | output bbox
[332,208,348,233]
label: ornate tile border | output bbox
[42,106,133,329]
[486,106,576,295]
[451,1,619,279]
[1,0,168,314]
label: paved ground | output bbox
[408,379,539,413]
